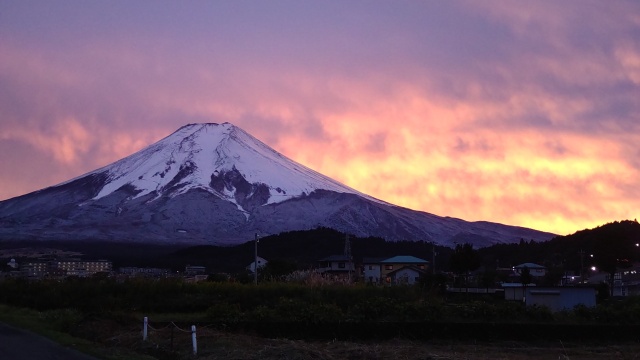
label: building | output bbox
[185,265,206,275]
[246,256,268,273]
[19,258,112,278]
[362,257,385,284]
[380,256,429,285]
[119,267,171,278]
[513,263,546,277]
[525,287,596,311]
[21,261,49,278]
[502,283,535,301]
[317,255,355,282]
[50,259,112,277]
[587,262,640,297]
[387,266,426,285]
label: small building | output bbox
[246,256,268,273]
[380,256,429,285]
[119,267,171,278]
[318,255,355,273]
[587,263,640,297]
[317,255,355,282]
[503,283,536,301]
[362,257,385,284]
[513,263,546,277]
[387,266,426,285]
[185,265,206,275]
[525,287,596,311]
[6,259,18,269]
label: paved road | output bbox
[0,322,98,360]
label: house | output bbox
[387,266,426,285]
[317,255,355,282]
[380,256,429,285]
[616,263,640,296]
[513,263,546,277]
[587,262,640,296]
[6,259,17,269]
[184,265,206,275]
[362,257,385,284]
[246,256,268,273]
[525,286,596,311]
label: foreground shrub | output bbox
[40,308,84,332]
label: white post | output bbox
[143,317,148,341]
[191,325,197,355]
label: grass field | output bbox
[3,304,639,360]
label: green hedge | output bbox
[2,278,640,326]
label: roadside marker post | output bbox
[143,317,148,341]
[191,325,197,355]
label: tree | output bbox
[519,266,532,286]
[259,259,298,281]
[519,266,532,304]
[593,233,635,296]
[449,243,481,290]
[542,265,564,286]
[480,270,497,292]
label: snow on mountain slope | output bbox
[78,123,379,212]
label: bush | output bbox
[40,308,84,332]
[206,302,244,323]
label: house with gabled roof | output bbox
[513,263,546,277]
[380,256,429,285]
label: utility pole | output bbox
[254,233,259,285]
[579,249,584,284]
[344,234,352,283]
[432,243,437,275]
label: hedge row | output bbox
[3,278,640,325]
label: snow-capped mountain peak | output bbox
[88,123,371,212]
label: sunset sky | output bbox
[1,1,639,236]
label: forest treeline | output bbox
[156,219,640,276]
[3,220,639,277]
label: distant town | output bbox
[3,244,640,313]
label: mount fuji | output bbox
[0,123,554,246]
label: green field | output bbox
[2,278,640,359]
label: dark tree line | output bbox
[3,221,638,281]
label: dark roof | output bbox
[514,263,545,269]
[319,255,351,262]
[362,257,386,264]
[381,256,429,264]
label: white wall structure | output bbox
[246,257,268,273]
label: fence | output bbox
[142,316,198,355]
